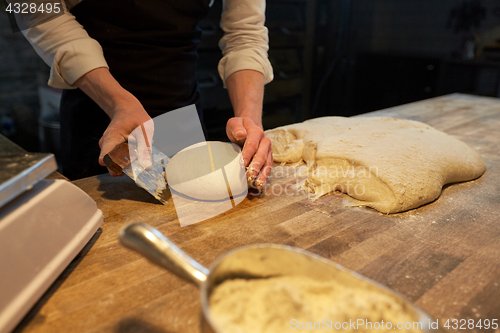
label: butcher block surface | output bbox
[14,94,500,332]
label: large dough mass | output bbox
[265,117,486,214]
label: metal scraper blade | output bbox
[103,142,171,204]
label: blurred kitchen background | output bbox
[1,0,500,162]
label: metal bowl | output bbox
[119,223,446,333]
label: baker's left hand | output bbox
[226,116,272,191]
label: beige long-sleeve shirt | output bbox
[20,0,273,89]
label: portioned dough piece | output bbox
[265,117,486,214]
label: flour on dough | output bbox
[265,117,486,214]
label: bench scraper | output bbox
[103,142,170,205]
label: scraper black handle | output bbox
[103,142,130,174]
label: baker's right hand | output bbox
[74,68,153,177]
[97,99,153,176]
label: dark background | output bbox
[1,0,500,155]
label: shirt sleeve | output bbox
[22,12,108,89]
[218,0,274,88]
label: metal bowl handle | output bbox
[119,223,209,287]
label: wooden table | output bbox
[15,94,500,333]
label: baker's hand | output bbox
[98,98,153,176]
[74,68,153,177]
[226,117,272,191]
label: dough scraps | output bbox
[265,117,485,214]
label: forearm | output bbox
[73,68,151,171]
[226,69,265,127]
[74,67,140,118]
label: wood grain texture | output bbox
[14,94,500,333]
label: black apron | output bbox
[60,0,210,180]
